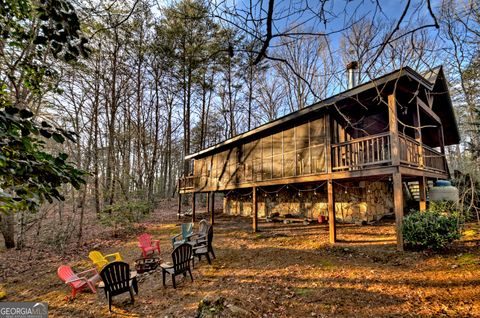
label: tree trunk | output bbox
[0,214,16,249]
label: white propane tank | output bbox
[429,180,459,202]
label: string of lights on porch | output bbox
[223,175,390,200]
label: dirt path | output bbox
[1,207,479,317]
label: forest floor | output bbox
[1,201,480,318]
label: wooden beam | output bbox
[177,193,181,220]
[414,97,424,168]
[191,193,196,223]
[399,166,448,179]
[186,164,449,193]
[210,192,215,225]
[393,171,404,251]
[193,166,399,192]
[438,125,449,177]
[417,97,441,124]
[439,125,445,155]
[418,176,427,212]
[327,180,336,243]
[252,186,258,232]
[388,94,400,166]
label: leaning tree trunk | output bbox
[0,213,15,248]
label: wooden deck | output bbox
[179,132,448,193]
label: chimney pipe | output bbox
[346,61,358,89]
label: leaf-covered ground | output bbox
[1,203,479,317]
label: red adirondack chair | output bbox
[57,265,100,298]
[138,233,161,258]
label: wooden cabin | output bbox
[178,65,459,250]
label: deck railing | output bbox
[332,132,391,171]
[399,134,421,166]
[178,176,196,190]
[179,132,448,191]
[423,145,446,172]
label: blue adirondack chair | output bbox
[171,223,194,248]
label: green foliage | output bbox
[0,0,89,214]
[0,106,87,212]
[429,200,458,215]
[99,201,152,237]
[402,210,461,250]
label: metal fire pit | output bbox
[134,257,161,274]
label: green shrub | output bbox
[429,200,457,215]
[402,210,461,250]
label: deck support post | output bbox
[418,176,427,212]
[393,171,404,251]
[414,97,424,168]
[177,193,182,220]
[252,186,258,233]
[191,192,196,223]
[327,180,336,243]
[206,192,210,217]
[210,192,215,225]
[390,93,404,251]
[389,94,400,166]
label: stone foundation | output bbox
[223,181,394,223]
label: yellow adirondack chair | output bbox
[89,251,123,270]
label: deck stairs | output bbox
[405,180,434,201]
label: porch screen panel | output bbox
[251,140,262,181]
[283,127,295,177]
[209,154,218,188]
[218,151,229,186]
[262,135,273,180]
[272,132,283,178]
[310,117,326,145]
[230,147,240,184]
[311,145,326,173]
[309,116,327,173]
[194,158,203,176]
[193,158,204,188]
[295,122,310,175]
[243,142,253,181]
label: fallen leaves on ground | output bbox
[1,202,480,317]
